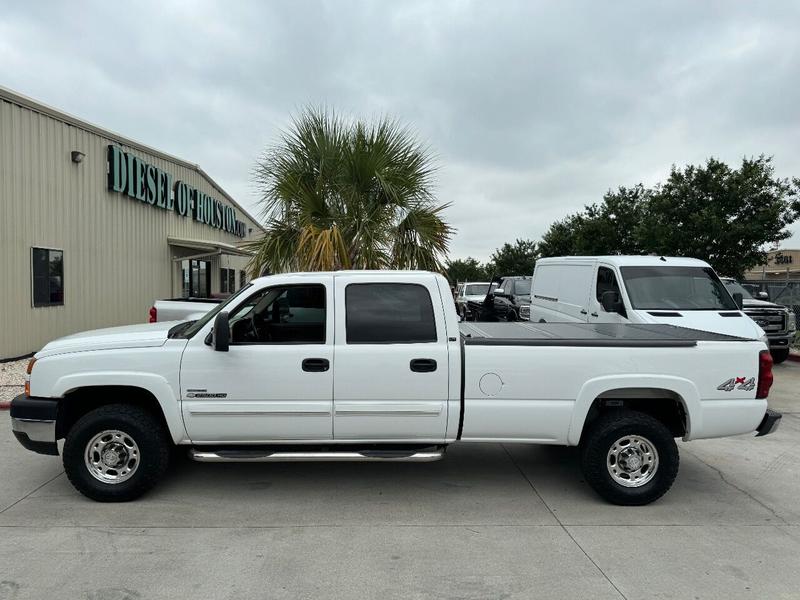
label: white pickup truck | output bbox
[11,271,781,505]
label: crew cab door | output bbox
[332,275,450,442]
[180,277,334,442]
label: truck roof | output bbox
[535,256,711,268]
[250,270,440,285]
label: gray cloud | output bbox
[2,0,799,261]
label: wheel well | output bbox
[582,388,687,440]
[56,386,169,440]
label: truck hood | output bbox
[36,321,182,358]
[636,310,763,340]
[741,298,786,311]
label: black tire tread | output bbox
[63,403,170,502]
[580,409,679,506]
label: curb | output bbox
[0,400,11,410]
[789,352,800,364]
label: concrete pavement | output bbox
[1,363,799,599]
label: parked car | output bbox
[721,278,796,364]
[454,281,496,320]
[529,256,767,342]
[148,297,221,323]
[467,275,531,321]
[11,270,779,506]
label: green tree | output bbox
[539,157,800,277]
[445,257,489,284]
[539,186,647,257]
[638,157,800,277]
[244,108,454,274]
[487,238,538,276]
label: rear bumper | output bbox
[9,394,59,456]
[756,408,782,437]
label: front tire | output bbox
[580,410,679,505]
[771,348,790,364]
[63,404,170,502]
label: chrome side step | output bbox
[189,448,445,463]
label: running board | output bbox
[189,448,445,463]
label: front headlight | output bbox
[787,311,797,332]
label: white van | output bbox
[529,256,766,341]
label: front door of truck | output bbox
[332,275,450,442]
[180,277,334,442]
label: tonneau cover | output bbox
[459,322,749,347]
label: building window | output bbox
[180,259,211,298]
[220,268,236,295]
[239,270,247,290]
[31,248,64,307]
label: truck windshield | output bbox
[465,284,491,295]
[620,266,737,311]
[514,280,531,295]
[175,283,253,339]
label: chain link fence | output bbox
[742,280,800,329]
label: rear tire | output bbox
[580,410,679,505]
[63,404,170,502]
[771,348,789,364]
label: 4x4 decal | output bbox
[717,377,755,392]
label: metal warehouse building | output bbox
[0,86,264,360]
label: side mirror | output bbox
[494,288,506,296]
[733,292,744,310]
[212,311,230,351]
[757,291,769,301]
[601,291,624,314]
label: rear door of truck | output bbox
[332,274,450,442]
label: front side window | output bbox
[346,283,437,344]
[228,285,326,344]
[596,267,622,304]
[620,266,737,310]
[31,248,63,307]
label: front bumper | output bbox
[756,408,782,437]
[9,394,59,455]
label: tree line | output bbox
[448,156,800,282]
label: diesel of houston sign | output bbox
[107,145,247,238]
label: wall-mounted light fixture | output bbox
[71,150,85,163]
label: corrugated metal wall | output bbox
[0,96,263,359]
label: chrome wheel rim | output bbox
[606,434,659,488]
[84,430,140,484]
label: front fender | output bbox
[53,371,187,444]
[567,374,701,446]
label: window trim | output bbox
[31,246,64,308]
[344,282,438,345]
[228,283,328,346]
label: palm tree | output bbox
[243,108,453,274]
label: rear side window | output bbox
[346,283,437,344]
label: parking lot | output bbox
[0,362,797,600]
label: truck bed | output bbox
[459,321,746,347]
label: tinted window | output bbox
[346,283,437,344]
[31,248,63,307]
[621,266,737,310]
[228,285,326,344]
[596,267,621,303]
[464,284,490,295]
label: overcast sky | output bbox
[2,1,799,261]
